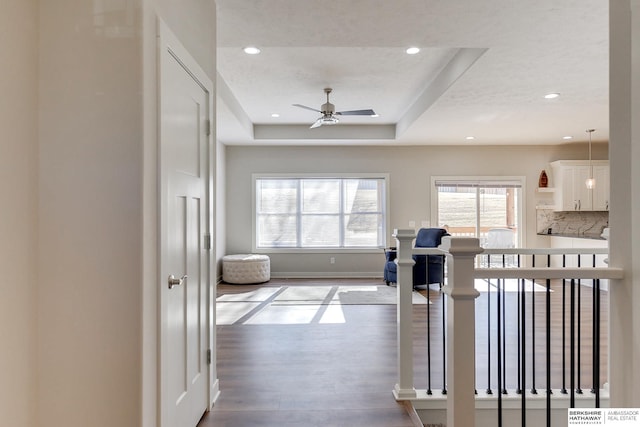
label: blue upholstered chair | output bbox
[383,228,449,287]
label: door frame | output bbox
[157,18,218,427]
[430,175,527,248]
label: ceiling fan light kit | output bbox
[310,115,339,129]
[294,87,376,128]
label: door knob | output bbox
[168,274,187,289]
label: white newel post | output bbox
[440,237,483,427]
[393,229,417,400]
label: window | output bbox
[255,176,388,250]
[433,177,524,248]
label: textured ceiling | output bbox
[216,0,609,146]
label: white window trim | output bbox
[252,173,391,253]
[430,175,527,248]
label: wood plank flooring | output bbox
[198,278,608,426]
[199,278,417,427]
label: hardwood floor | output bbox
[199,278,417,427]
[199,277,608,426]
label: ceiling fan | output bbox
[293,88,376,129]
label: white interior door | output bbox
[159,22,211,427]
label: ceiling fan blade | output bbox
[293,104,321,113]
[309,118,323,129]
[335,109,376,116]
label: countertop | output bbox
[536,232,606,240]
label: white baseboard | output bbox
[270,271,383,279]
[209,379,220,409]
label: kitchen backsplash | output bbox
[537,210,609,238]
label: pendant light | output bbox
[585,129,596,189]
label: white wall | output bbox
[154,0,216,79]
[608,0,640,407]
[216,141,227,280]
[225,143,608,276]
[37,1,144,426]
[0,1,38,426]
[33,1,217,427]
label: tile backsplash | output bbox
[537,210,609,238]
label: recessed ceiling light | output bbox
[465,136,475,140]
[271,113,280,118]
[243,46,261,55]
[562,135,573,140]
[544,93,560,99]
[406,47,420,55]
[371,113,379,118]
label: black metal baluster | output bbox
[502,273,507,395]
[501,253,507,395]
[427,277,432,395]
[594,278,601,407]
[546,278,552,427]
[576,255,583,394]
[545,253,552,420]
[531,255,537,395]
[487,269,493,395]
[561,256,568,394]
[516,255,522,394]
[570,278,576,408]
[590,254,601,406]
[591,254,597,396]
[441,281,447,395]
[521,275,527,426]
[497,277,502,427]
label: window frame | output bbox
[252,173,390,253]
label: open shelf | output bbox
[536,187,556,193]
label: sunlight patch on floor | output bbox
[318,305,347,324]
[216,287,281,302]
[243,304,346,325]
[216,285,428,325]
[216,302,262,325]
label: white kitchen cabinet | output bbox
[549,236,608,268]
[549,160,609,211]
[592,165,610,211]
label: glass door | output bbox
[435,179,521,248]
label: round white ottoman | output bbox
[222,254,271,284]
